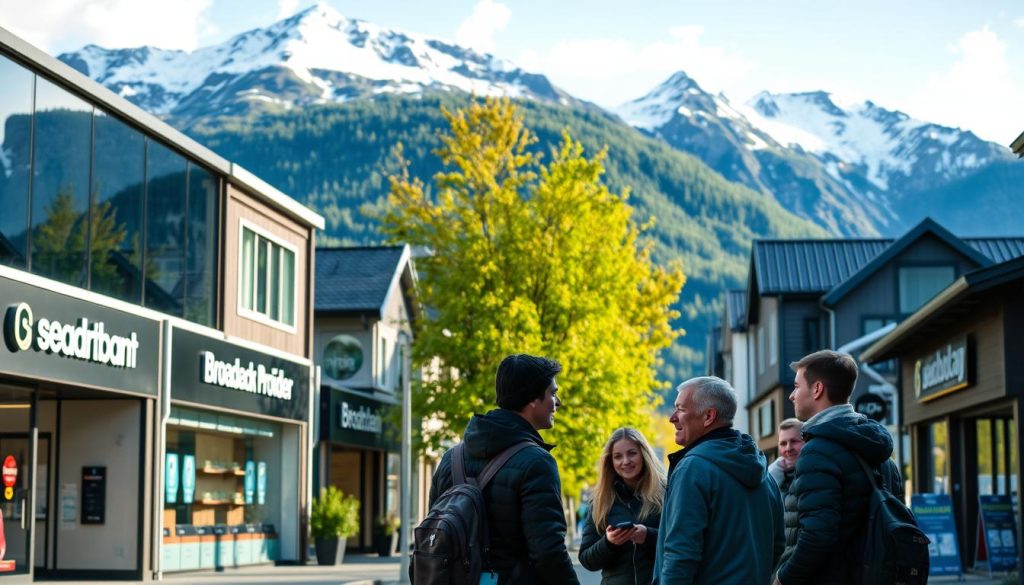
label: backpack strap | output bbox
[452,443,468,486]
[477,441,534,489]
[853,453,883,492]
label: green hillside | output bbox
[185,94,826,386]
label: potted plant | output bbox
[310,486,360,565]
[373,513,401,557]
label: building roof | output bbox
[0,27,324,230]
[726,289,747,332]
[1012,130,1024,158]
[862,254,1024,363]
[820,218,993,307]
[751,229,1024,297]
[315,245,414,316]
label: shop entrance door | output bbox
[0,386,35,583]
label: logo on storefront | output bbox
[914,336,970,402]
[323,335,363,380]
[3,302,140,368]
[200,351,295,401]
[2,456,17,501]
[339,401,383,434]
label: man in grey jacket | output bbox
[767,418,804,567]
[654,376,784,585]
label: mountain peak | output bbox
[613,70,716,129]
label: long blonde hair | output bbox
[590,427,665,532]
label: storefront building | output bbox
[0,27,323,581]
[314,246,417,552]
[862,255,1024,572]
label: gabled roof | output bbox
[750,223,1024,299]
[315,245,415,318]
[726,289,747,332]
[821,218,993,307]
[862,254,1024,363]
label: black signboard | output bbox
[81,466,106,524]
[854,393,888,422]
[324,388,399,451]
[170,327,310,421]
[0,276,160,396]
[914,336,971,403]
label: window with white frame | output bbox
[239,224,296,327]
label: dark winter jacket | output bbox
[775,404,902,585]
[767,458,799,567]
[578,478,661,585]
[427,409,580,585]
[654,427,784,585]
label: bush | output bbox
[310,486,360,538]
[375,513,401,536]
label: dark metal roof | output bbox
[752,232,1024,297]
[315,246,408,314]
[1012,130,1024,157]
[726,289,746,331]
[753,239,891,294]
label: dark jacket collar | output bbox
[462,408,555,459]
[666,426,738,477]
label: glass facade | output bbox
[0,51,218,327]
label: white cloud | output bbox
[516,25,754,107]
[899,27,1022,143]
[1015,17,1024,28]
[455,0,511,54]
[0,0,214,54]
[277,0,300,19]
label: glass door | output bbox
[0,385,34,582]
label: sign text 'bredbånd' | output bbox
[201,351,294,400]
[914,336,969,402]
[4,302,139,368]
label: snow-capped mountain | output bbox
[616,72,1015,235]
[58,3,579,121]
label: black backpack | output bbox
[411,440,533,585]
[854,454,930,585]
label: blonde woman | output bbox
[579,427,666,585]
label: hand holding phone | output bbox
[612,520,634,530]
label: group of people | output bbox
[426,350,902,585]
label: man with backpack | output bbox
[416,354,580,585]
[774,350,924,585]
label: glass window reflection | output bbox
[145,141,186,317]
[185,164,218,327]
[31,77,92,287]
[91,111,145,303]
[0,54,33,268]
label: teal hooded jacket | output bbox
[654,428,784,585]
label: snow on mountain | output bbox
[58,2,575,117]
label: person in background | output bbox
[579,427,665,585]
[767,418,804,567]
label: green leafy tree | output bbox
[382,98,685,495]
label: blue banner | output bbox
[182,455,196,504]
[911,493,962,576]
[979,495,1018,573]
[257,461,267,505]
[165,453,179,504]
[245,460,256,505]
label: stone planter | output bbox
[315,536,346,565]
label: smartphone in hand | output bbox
[612,520,634,530]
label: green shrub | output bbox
[310,486,360,538]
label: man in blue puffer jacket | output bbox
[654,376,784,584]
[773,350,901,585]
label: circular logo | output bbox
[4,303,33,353]
[3,486,11,500]
[323,335,363,380]
[2,456,17,488]
[854,393,888,422]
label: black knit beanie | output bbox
[495,354,562,411]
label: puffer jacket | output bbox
[427,409,579,585]
[775,405,902,585]
[578,478,661,585]
[654,427,784,585]
[767,459,798,567]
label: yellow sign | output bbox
[3,486,12,500]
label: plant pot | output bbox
[373,532,392,557]
[315,536,346,565]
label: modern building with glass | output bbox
[0,27,324,581]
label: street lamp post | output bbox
[398,335,412,584]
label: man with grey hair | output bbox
[654,376,784,584]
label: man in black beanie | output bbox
[426,354,580,584]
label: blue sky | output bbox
[1,0,1022,142]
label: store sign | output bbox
[322,335,363,380]
[2,456,16,489]
[854,393,888,422]
[911,493,962,577]
[978,495,1018,573]
[81,466,106,524]
[0,277,159,396]
[170,327,310,421]
[326,389,398,451]
[914,336,970,403]
[4,302,139,368]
